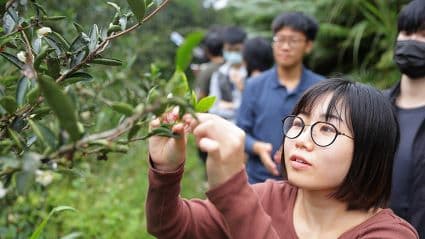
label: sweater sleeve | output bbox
[145,163,230,239]
[206,169,281,239]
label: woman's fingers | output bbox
[149,118,161,130]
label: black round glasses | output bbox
[282,115,354,147]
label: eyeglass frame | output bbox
[272,36,306,48]
[281,115,354,147]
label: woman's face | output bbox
[283,94,354,192]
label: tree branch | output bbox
[49,100,164,160]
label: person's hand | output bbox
[148,109,188,172]
[273,145,283,165]
[253,141,279,176]
[229,70,244,91]
[184,113,245,189]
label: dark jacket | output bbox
[385,82,425,238]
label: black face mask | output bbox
[394,40,425,79]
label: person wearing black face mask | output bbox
[394,40,425,79]
[385,1,425,238]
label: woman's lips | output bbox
[289,155,312,170]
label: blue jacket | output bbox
[236,66,324,183]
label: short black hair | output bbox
[397,0,425,34]
[281,78,399,211]
[222,26,247,45]
[243,37,274,77]
[271,12,319,41]
[203,31,224,57]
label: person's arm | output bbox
[206,169,281,239]
[146,161,230,239]
[146,112,230,238]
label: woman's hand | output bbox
[148,110,188,172]
[185,113,246,189]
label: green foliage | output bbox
[127,0,146,22]
[30,206,77,239]
[227,0,409,88]
[0,0,220,237]
[38,75,81,142]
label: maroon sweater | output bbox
[146,165,419,239]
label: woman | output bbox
[146,78,419,238]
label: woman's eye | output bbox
[320,125,336,133]
[292,120,303,128]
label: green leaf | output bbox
[34,46,52,71]
[141,126,178,140]
[191,90,197,107]
[72,22,85,33]
[127,124,142,141]
[26,86,40,105]
[110,102,134,116]
[8,127,24,149]
[0,96,18,113]
[0,34,14,48]
[51,31,70,49]
[32,2,47,15]
[44,36,63,56]
[145,0,154,8]
[195,96,216,113]
[0,52,24,69]
[0,75,19,87]
[16,77,30,106]
[30,206,77,239]
[88,24,99,52]
[91,57,123,66]
[38,75,81,142]
[168,70,189,97]
[46,58,61,78]
[127,0,146,22]
[69,34,89,52]
[107,2,121,13]
[175,31,204,71]
[28,120,57,150]
[64,72,93,85]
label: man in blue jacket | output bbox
[387,1,425,237]
[237,12,324,184]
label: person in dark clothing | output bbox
[196,29,225,99]
[386,1,425,237]
[242,37,274,78]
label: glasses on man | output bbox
[273,36,305,48]
[282,115,354,147]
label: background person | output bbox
[209,26,247,122]
[242,36,274,78]
[195,28,225,99]
[237,12,324,184]
[386,0,425,237]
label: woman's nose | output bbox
[294,126,314,150]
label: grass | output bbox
[42,135,206,238]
